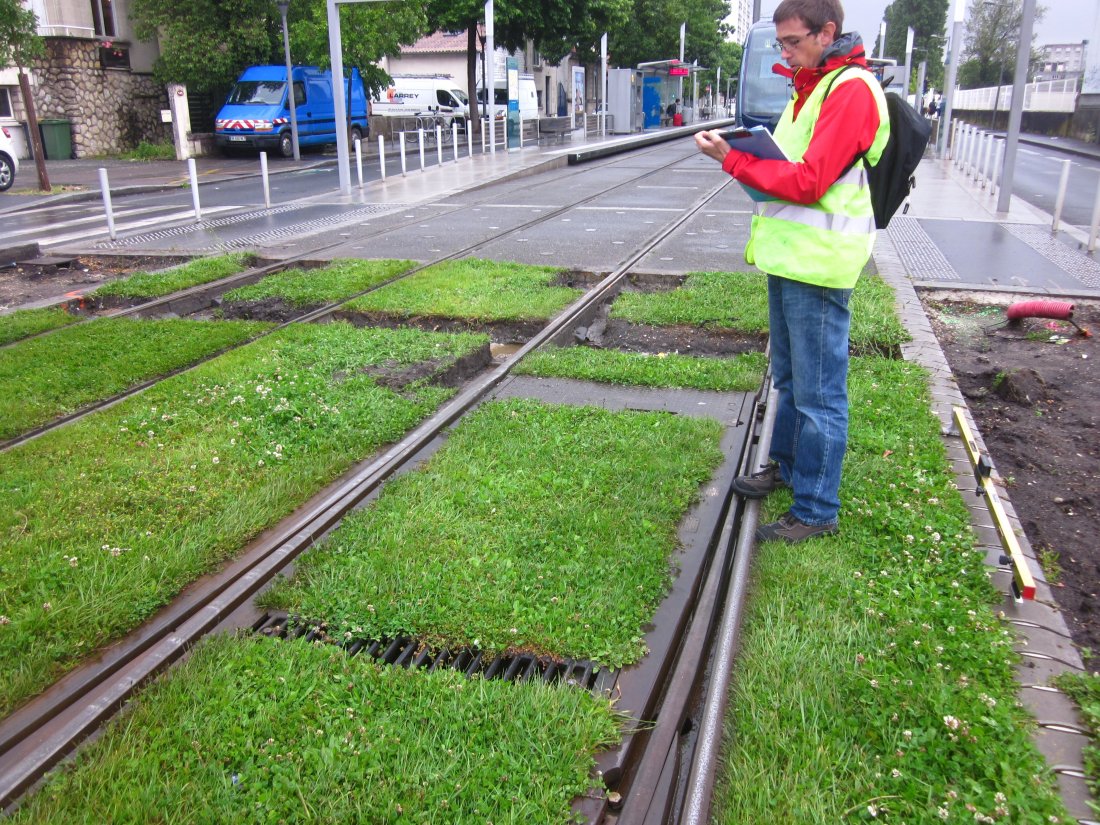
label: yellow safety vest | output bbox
[745,66,890,289]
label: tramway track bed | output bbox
[68,253,257,312]
[335,258,584,344]
[0,317,272,442]
[0,323,490,717]
[0,254,192,311]
[218,258,415,323]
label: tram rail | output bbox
[0,141,765,822]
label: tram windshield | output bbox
[736,21,790,131]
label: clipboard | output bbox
[718,126,789,201]
[718,126,789,161]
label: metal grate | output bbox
[252,613,615,693]
[95,203,411,251]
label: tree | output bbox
[0,0,49,190]
[958,0,1045,90]
[130,0,426,103]
[879,0,949,94]
[699,38,742,104]
[609,0,729,71]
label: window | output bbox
[0,88,12,119]
[91,0,116,37]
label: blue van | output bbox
[215,65,370,157]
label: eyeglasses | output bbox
[771,31,819,52]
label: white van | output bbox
[372,74,470,120]
[476,74,538,120]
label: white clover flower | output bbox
[943,715,960,730]
[212,456,220,464]
[938,807,950,820]
[891,769,901,778]
[0,615,10,625]
[903,729,912,741]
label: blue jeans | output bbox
[766,275,852,526]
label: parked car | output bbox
[215,65,369,157]
[0,125,19,192]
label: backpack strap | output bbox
[820,64,873,178]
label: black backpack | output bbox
[823,65,931,229]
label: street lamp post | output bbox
[276,0,300,161]
[996,0,1037,213]
[938,0,965,158]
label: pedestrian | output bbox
[694,0,889,543]
[670,98,683,127]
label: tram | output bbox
[736,20,904,132]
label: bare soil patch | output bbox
[923,293,1100,666]
[220,298,319,323]
[0,255,190,310]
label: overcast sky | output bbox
[759,1,1090,48]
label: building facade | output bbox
[1036,41,1087,84]
[2,0,167,159]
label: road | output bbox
[2,142,469,252]
[1007,140,1099,229]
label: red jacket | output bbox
[722,36,881,205]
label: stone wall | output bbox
[32,38,169,157]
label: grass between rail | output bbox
[88,252,253,300]
[609,271,909,355]
[515,346,767,392]
[221,258,414,307]
[265,398,724,667]
[9,634,620,824]
[342,258,582,321]
[0,323,487,718]
[712,357,1067,823]
[0,307,80,347]
[0,318,270,440]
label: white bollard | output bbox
[980,133,992,189]
[1051,159,1072,234]
[481,119,487,153]
[98,167,116,241]
[355,138,363,188]
[991,141,1005,201]
[418,128,426,172]
[260,152,271,208]
[436,124,443,166]
[187,157,202,222]
[1087,172,1100,254]
[452,123,459,162]
[400,132,407,177]
[517,114,523,148]
[954,123,965,170]
[467,121,474,158]
[950,121,960,165]
[378,135,387,181]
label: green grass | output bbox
[849,272,912,355]
[711,357,1067,823]
[1054,671,1100,815]
[343,258,582,321]
[0,318,270,440]
[515,345,767,392]
[609,271,907,355]
[266,398,724,667]
[118,141,176,161]
[0,307,80,346]
[222,258,414,308]
[10,634,620,824]
[0,323,488,718]
[611,271,769,331]
[89,253,253,300]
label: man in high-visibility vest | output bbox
[695,0,889,543]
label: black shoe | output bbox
[731,463,787,499]
[755,511,838,544]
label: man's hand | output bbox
[695,129,732,164]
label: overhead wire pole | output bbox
[601,32,608,137]
[679,23,686,110]
[486,0,496,155]
[938,0,966,158]
[996,0,1037,213]
[277,0,300,161]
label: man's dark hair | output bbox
[773,0,844,33]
